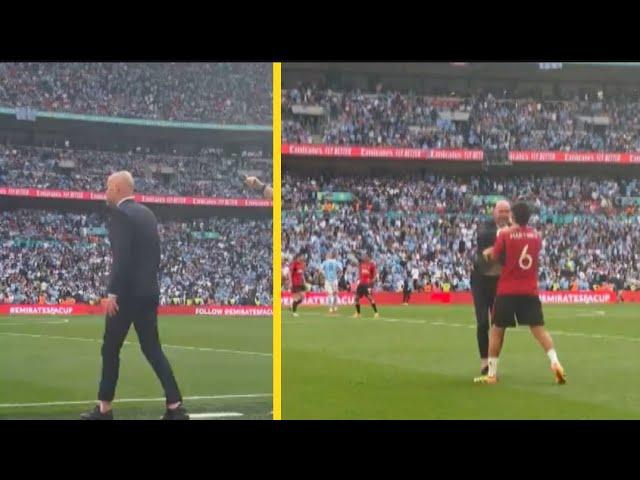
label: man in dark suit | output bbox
[81,171,188,420]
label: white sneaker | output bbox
[292,312,299,318]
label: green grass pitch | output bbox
[282,304,640,419]
[0,315,272,420]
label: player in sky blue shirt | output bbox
[321,252,342,313]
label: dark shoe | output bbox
[162,405,190,420]
[80,405,114,420]
[481,366,489,376]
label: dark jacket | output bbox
[473,218,499,276]
[107,199,161,300]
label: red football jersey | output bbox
[358,261,377,285]
[493,226,541,296]
[290,260,305,287]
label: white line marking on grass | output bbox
[384,318,426,324]
[294,311,640,344]
[189,412,244,419]
[0,318,69,326]
[0,332,271,357]
[0,393,273,408]
[575,310,606,317]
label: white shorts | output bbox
[324,280,338,295]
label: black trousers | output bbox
[402,288,411,303]
[470,273,498,359]
[98,296,182,404]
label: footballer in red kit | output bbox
[475,202,566,385]
[353,253,379,318]
[289,252,307,317]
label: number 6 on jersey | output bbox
[519,244,533,270]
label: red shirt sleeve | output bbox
[493,229,507,262]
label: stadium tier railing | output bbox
[0,106,272,130]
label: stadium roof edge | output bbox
[0,107,272,132]
[283,62,640,84]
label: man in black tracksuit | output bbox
[471,200,511,376]
[402,273,412,305]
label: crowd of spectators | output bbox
[0,145,272,198]
[283,173,639,216]
[282,173,640,292]
[282,86,640,151]
[0,210,272,306]
[0,63,271,125]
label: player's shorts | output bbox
[356,283,371,298]
[324,280,338,295]
[492,295,544,328]
[291,285,306,294]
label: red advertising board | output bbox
[509,151,640,164]
[0,304,272,316]
[281,144,483,161]
[0,187,272,207]
[282,143,640,165]
[620,291,640,302]
[281,291,617,305]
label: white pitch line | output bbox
[575,310,606,317]
[292,311,640,344]
[0,319,69,326]
[0,332,271,357]
[0,393,273,408]
[189,412,244,419]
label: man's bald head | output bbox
[105,171,135,207]
[493,199,511,227]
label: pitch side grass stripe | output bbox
[290,311,640,343]
[0,331,271,357]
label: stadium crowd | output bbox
[0,146,272,198]
[282,173,640,293]
[0,210,272,306]
[283,173,639,216]
[282,86,640,151]
[0,63,272,124]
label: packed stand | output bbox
[282,173,640,292]
[282,87,640,151]
[283,173,638,216]
[0,146,272,198]
[0,210,272,306]
[0,63,271,124]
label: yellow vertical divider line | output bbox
[272,62,282,420]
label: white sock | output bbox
[488,357,498,377]
[546,349,559,365]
